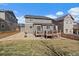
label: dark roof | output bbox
[56,14,74,22]
[33,23,54,25]
[24,15,54,20]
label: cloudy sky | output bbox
[0,3,79,23]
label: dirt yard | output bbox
[0,31,19,39]
[0,32,68,41]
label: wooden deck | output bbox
[34,30,59,38]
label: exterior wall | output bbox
[26,18,52,24]
[0,20,10,31]
[56,21,63,32]
[0,11,18,32]
[5,12,18,31]
[5,12,17,23]
[0,12,5,20]
[63,15,74,34]
[25,23,33,34]
[25,18,33,33]
[32,19,52,24]
[25,18,53,34]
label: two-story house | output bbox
[24,15,57,37]
[56,14,74,34]
[0,10,18,32]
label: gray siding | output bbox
[0,12,5,20]
[0,10,18,32]
[0,20,10,31]
[63,15,73,34]
[25,18,53,34]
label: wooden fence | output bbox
[61,33,79,40]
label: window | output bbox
[1,24,5,29]
[70,30,71,32]
[70,29,72,33]
[30,26,32,28]
[70,21,72,24]
[37,26,41,31]
[66,21,68,24]
[65,29,68,33]
[66,20,68,24]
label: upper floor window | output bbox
[65,19,73,24]
[66,21,68,24]
[65,29,68,33]
[70,21,72,24]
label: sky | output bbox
[0,3,79,23]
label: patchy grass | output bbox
[0,39,79,56]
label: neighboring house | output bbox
[0,10,18,32]
[24,15,57,37]
[56,14,74,34]
[73,22,79,35]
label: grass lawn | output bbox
[0,39,79,56]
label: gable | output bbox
[55,14,74,22]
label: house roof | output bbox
[24,15,54,20]
[55,14,74,22]
[33,23,54,26]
